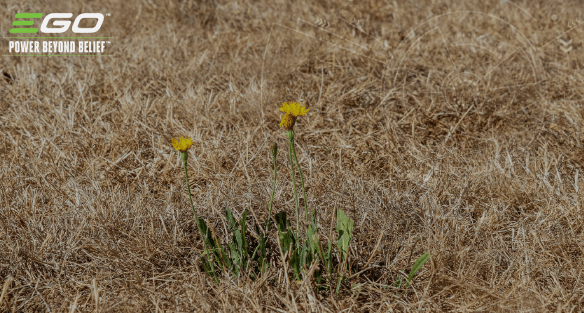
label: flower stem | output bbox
[265,149,278,236]
[290,138,312,226]
[182,153,218,282]
[286,130,300,235]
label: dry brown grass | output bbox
[1,0,584,311]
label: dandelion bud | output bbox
[270,142,278,158]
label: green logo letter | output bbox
[10,13,43,34]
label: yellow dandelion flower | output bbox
[171,136,193,152]
[279,113,295,130]
[280,101,309,117]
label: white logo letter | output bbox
[40,13,73,33]
[72,13,104,33]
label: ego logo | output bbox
[10,13,105,34]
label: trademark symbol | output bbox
[106,13,111,16]
[107,42,110,44]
